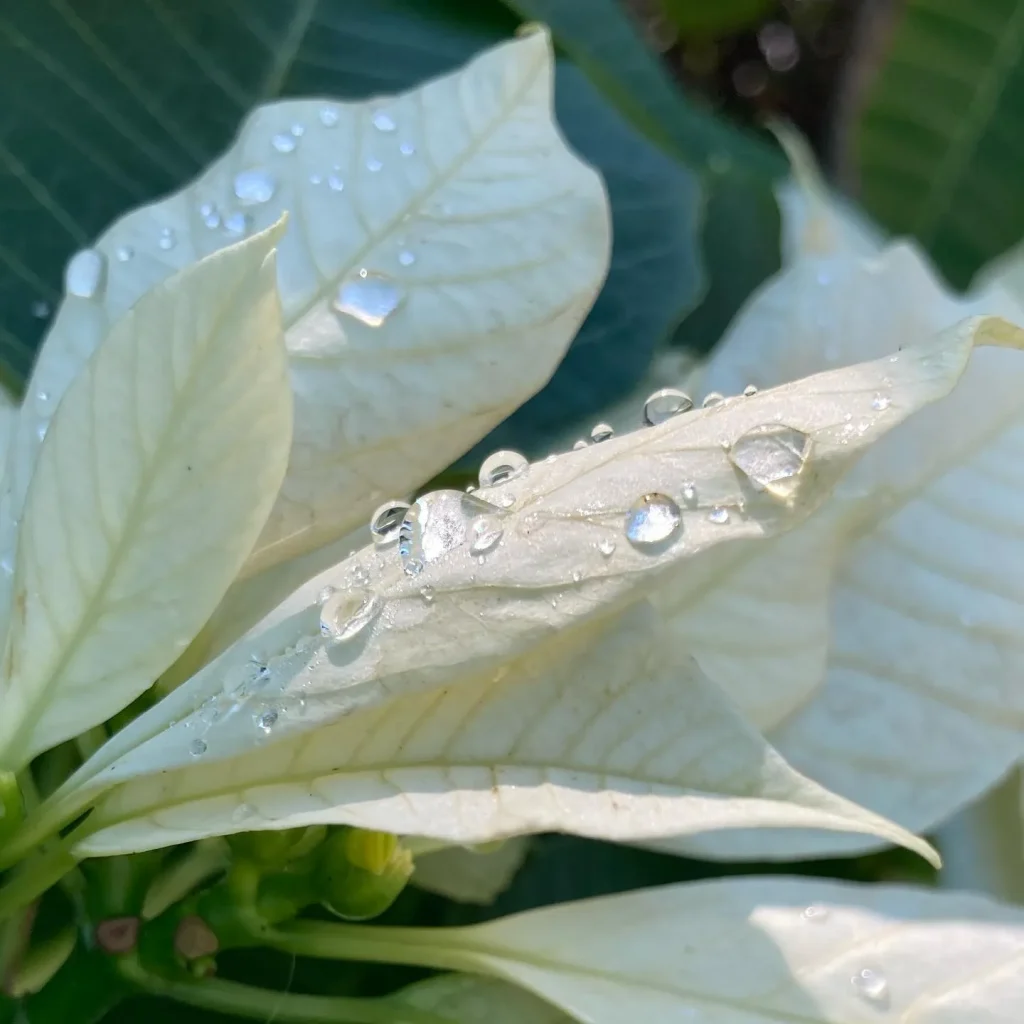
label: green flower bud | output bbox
[316,828,413,921]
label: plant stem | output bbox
[119,958,454,1024]
[0,842,78,922]
[263,920,481,976]
[0,787,94,871]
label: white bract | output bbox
[669,150,1024,864]
[365,877,1024,1022]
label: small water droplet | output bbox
[851,968,889,1005]
[597,538,616,557]
[702,392,725,408]
[366,157,383,172]
[189,738,208,758]
[802,904,829,922]
[404,558,424,577]
[625,494,682,548]
[590,422,614,443]
[498,494,515,509]
[370,500,411,547]
[398,250,415,266]
[729,424,811,502]
[158,228,176,251]
[37,423,47,442]
[333,272,405,327]
[30,300,51,319]
[318,585,336,604]
[572,440,589,450]
[420,585,434,603]
[372,111,396,132]
[327,172,345,192]
[399,141,416,156]
[272,132,297,153]
[309,172,323,185]
[36,389,50,404]
[319,106,339,127]
[0,554,14,576]
[224,211,250,236]
[320,591,383,642]
[479,450,528,487]
[682,483,697,502]
[351,564,370,586]
[115,245,134,262]
[65,249,106,299]
[256,709,279,735]
[708,506,730,524]
[469,515,504,556]
[290,122,305,137]
[233,168,277,205]
[871,393,891,411]
[232,803,257,824]
[743,384,758,397]
[643,388,693,425]
[571,569,583,583]
[202,207,221,229]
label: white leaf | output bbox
[413,839,530,905]
[408,877,1024,1023]
[55,316,991,811]
[673,182,1024,860]
[72,602,935,862]
[393,975,571,1024]
[0,28,610,629]
[0,225,292,768]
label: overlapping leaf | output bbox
[0,225,292,769]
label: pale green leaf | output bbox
[0,224,292,769]
[393,975,570,1024]
[399,877,1024,1022]
[414,839,530,906]
[71,602,936,862]
[50,313,995,822]
[672,179,1024,862]
[0,28,610,620]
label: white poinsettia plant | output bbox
[1,26,1023,1024]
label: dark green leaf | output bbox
[499,0,783,172]
[659,0,777,39]
[854,0,1024,287]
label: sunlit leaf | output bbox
[0,224,292,769]
[365,877,1024,1022]
[0,28,611,606]
[71,602,936,862]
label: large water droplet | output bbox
[643,388,693,425]
[158,228,176,251]
[320,591,383,642]
[370,500,410,547]
[624,494,682,548]
[333,271,405,327]
[272,132,297,153]
[851,968,889,1005]
[590,422,614,443]
[728,424,811,501]
[399,491,505,570]
[319,106,339,127]
[469,515,504,556]
[65,249,106,299]
[479,449,528,487]
[372,111,396,132]
[702,392,725,408]
[233,168,277,205]
[743,384,758,397]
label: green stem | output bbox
[119,958,454,1024]
[0,787,94,871]
[0,842,78,922]
[263,920,481,976]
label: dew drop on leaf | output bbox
[333,271,405,327]
[399,141,415,155]
[702,392,725,408]
[851,968,889,1006]
[115,245,134,263]
[372,111,397,132]
[400,491,505,569]
[743,384,758,396]
[398,250,416,267]
[728,424,811,501]
[65,249,106,299]
[319,106,339,127]
[233,168,277,205]
[590,422,614,442]
[188,739,207,758]
[682,483,697,503]
[469,515,504,556]
[597,537,616,557]
[328,172,345,192]
[224,212,250,236]
[366,157,383,172]
[319,592,383,642]
[158,228,177,251]
[479,449,528,487]
[419,585,434,603]
[256,709,279,735]
[625,493,682,548]
[871,393,892,411]
[572,439,588,450]
[272,132,298,153]
[708,506,730,524]
[643,388,693,425]
[802,904,829,923]
[370,500,411,547]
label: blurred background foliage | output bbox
[1,0,1020,1017]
